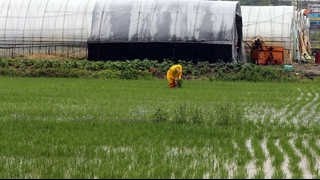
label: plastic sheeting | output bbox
[242,6,295,48]
[0,0,97,57]
[90,0,241,44]
[0,0,242,61]
[89,0,242,62]
[242,6,314,64]
[241,6,297,63]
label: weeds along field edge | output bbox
[0,58,311,82]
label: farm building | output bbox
[88,0,243,63]
[0,0,243,63]
[241,6,312,65]
[0,0,97,58]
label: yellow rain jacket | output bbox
[166,64,183,88]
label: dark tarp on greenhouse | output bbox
[88,0,243,63]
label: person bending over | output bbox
[166,64,183,88]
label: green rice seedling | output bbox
[281,138,302,178]
[189,105,204,124]
[214,103,244,127]
[152,107,169,123]
[173,104,188,124]
[251,138,264,179]
[297,136,317,177]
[0,77,319,178]
[267,138,285,179]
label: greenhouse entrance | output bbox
[88,42,234,63]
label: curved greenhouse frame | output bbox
[0,0,97,58]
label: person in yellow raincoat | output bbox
[166,64,183,88]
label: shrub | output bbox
[119,68,139,80]
[0,58,304,81]
[93,69,121,79]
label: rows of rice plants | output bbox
[0,77,320,178]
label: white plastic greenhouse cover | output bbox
[0,0,97,57]
[241,6,295,50]
[90,0,241,44]
[0,0,242,60]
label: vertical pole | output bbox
[292,0,298,10]
[40,0,50,57]
[23,0,32,57]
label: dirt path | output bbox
[294,64,320,78]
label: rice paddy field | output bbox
[1,77,320,178]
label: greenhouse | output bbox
[0,0,243,62]
[0,0,97,58]
[88,0,243,63]
[241,6,297,64]
[241,6,312,64]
